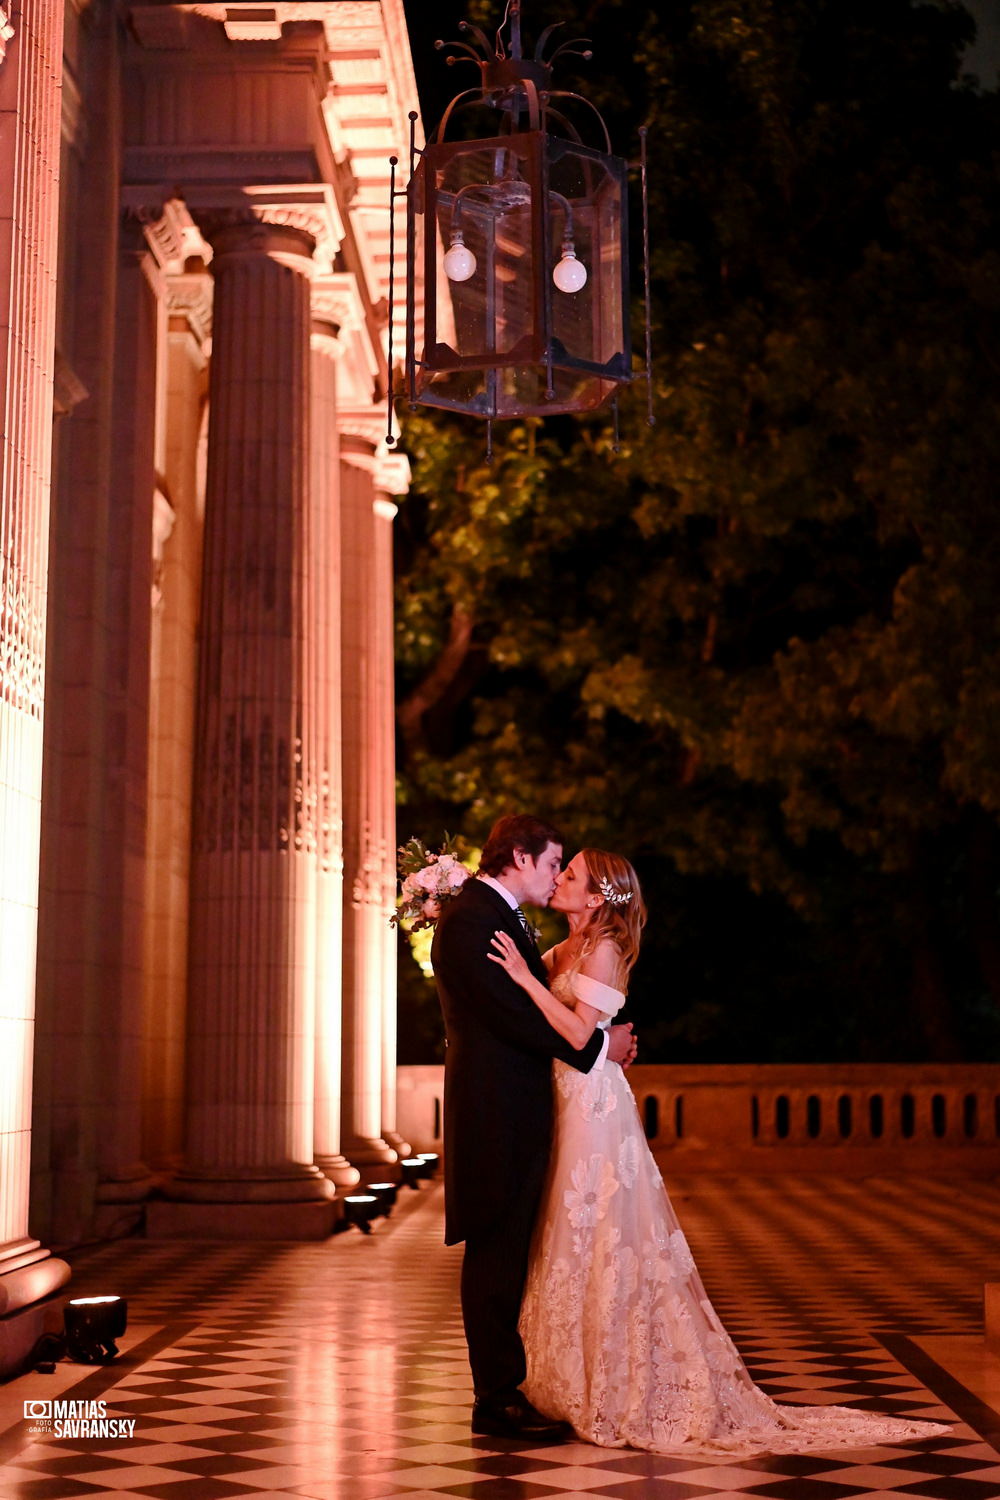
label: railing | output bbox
[396,1063,1000,1173]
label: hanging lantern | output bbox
[387,1,652,455]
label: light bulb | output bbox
[443,235,477,282]
[552,249,588,294]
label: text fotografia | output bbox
[23,1399,136,1439]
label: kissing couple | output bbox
[430,813,949,1456]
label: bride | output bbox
[488,848,949,1457]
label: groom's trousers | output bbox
[460,1177,543,1400]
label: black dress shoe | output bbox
[471,1392,573,1441]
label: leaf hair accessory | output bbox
[598,874,632,905]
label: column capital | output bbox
[199,207,321,267]
[311,318,343,356]
[339,415,387,458]
[374,453,410,500]
[339,431,378,472]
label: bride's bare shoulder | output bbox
[578,938,622,986]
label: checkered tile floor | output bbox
[2,1174,1000,1499]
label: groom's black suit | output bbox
[432,876,604,1400]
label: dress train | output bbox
[519,974,950,1457]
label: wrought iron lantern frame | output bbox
[386,0,654,458]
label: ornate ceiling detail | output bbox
[0,8,14,67]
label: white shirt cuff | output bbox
[590,1029,611,1072]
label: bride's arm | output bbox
[488,932,603,1049]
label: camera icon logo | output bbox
[24,1400,52,1419]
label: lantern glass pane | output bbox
[423,136,543,371]
[410,130,629,420]
[547,140,628,375]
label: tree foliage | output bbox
[395,0,1000,1062]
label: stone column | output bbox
[374,454,411,1159]
[340,433,395,1166]
[0,0,71,1374]
[154,213,335,1238]
[141,271,210,1171]
[309,301,357,1189]
[92,209,165,1227]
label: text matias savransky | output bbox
[24,1399,136,1439]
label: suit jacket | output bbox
[431,877,604,1245]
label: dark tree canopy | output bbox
[395,0,1000,1065]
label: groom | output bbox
[431,813,636,1440]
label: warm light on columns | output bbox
[0,0,72,1331]
[339,439,396,1166]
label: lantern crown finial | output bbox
[433,2,594,122]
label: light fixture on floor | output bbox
[399,1157,426,1189]
[342,1194,379,1233]
[416,1153,440,1180]
[64,1295,127,1364]
[366,1182,398,1215]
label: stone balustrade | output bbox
[396,1063,1000,1174]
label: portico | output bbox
[0,0,416,1374]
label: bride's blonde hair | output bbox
[571,849,647,990]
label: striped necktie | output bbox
[515,906,536,945]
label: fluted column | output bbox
[374,454,411,1159]
[309,302,357,1189]
[93,210,164,1219]
[141,271,211,1172]
[0,0,71,1370]
[159,214,335,1236]
[340,434,395,1166]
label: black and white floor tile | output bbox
[2,1174,999,1499]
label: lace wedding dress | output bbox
[519,971,950,1457]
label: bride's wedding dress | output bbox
[519,971,950,1456]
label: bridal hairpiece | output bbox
[598,875,632,906]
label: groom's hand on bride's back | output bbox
[607,1023,637,1069]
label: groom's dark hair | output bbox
[479,814,565,877]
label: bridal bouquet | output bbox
[392,834,471,930]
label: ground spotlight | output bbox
[64,1296,127,1364]
[416,1152,440,1179]
[365,1182,398,1215]
[342,1194,379,1233]
[399,1157,425,1189]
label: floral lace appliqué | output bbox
[520,1041,951,1458]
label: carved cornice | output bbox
[167,272,213,345]
[0,9,14,68]
[125,201,188,270]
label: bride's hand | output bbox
[488,929,532,985]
